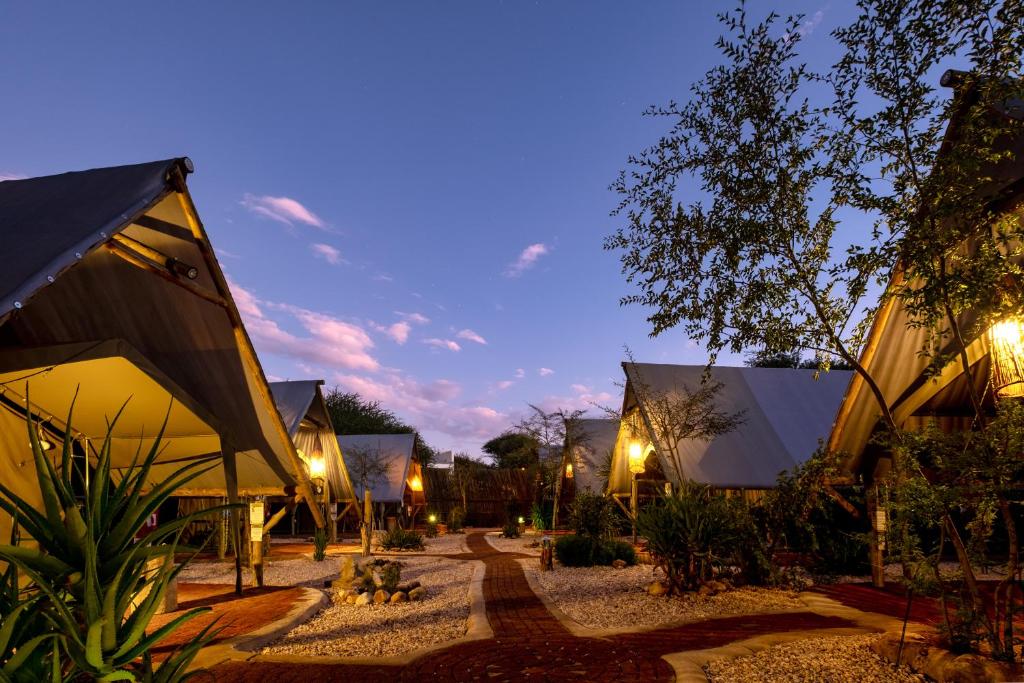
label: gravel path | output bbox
[178,556,339,588]
[706,634,927,682]
[261,556,475,658]
[484,531,543,556]
[522,561,805,630]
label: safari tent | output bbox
[0,158,324,550]
[338,433,425,528]
[609,363,852,516]
[552,418,618,526]
[269,380,358,538]
[827,72,1024,585]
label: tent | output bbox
[552,417,619,527]
[0,158,324,548]
[610,363,852,499]
[338,433,425,524]
[269,380,358,533]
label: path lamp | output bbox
[628,441,647,544]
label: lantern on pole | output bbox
[990,318,1024,399]
[628,441,647,544]
[628,441,646,474]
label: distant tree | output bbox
[325,389,436,467]
[451,453,491,513]
[482,432,539,470]
[745,349,854,370]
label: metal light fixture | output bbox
[565,462,574,479]
[308,455,326,479]
[990,318,1024,399]
[409,475,423,492]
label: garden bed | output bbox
[705,634,926,682]
[260,555,475,658]
[521,561,805,630]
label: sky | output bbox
[0,1,854,456]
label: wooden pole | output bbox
[360,491,372,557]
[867,484,885,588]
[224,450,243,595]
[631,474,638,545]
[249,500,265,588]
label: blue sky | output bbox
[0,1,850,455]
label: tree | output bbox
[325,389,436,467]
[608,0,1023,661]
[450,453,491,514]
[745,348,853,370]
[482,432,539,469]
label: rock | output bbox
[345,593,357,605]
[373,589,390,604]
[389,591,408,604]
[611,559,626,569]
[647,581,668,597]
[396,581,421,593]
[697,584,714,597]
[339,557,356,585]
[354,591,372,606]
[408,586,427,601]
[372,570,384,588]
[706,580,728,593]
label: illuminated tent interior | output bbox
[609,363,852,500]
[0,158,324,546]
[269,380,358,531]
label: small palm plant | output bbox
[0,393,239,681]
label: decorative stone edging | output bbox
[872,631,1016,682]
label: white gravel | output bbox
[261,555,475,658]
[178,555,339,588]
[522,561,805,630]
[706,634,927,682]
[484,531,543,556]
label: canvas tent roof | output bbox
[827,75,1024,477]
[338,433,416,503]
[270,380,356,502]
[611,363,852,493]
[0,159,319,517]
[566,418,618,494]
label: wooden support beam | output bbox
[610,493,634,519]
[823,483,861,519]
[224,450,243,596]
[105,241,228,310]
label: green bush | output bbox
[424,521,439,538]
[500,522,521,538]
[555,534,637,567]
[569,491,617,540]
[378,527,424,551]
[531,502,548,532]
[0,397,233,681]
[313,527,328,561]
[638,483,764,594]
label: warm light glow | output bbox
[628,441,646,474]
[517,516,525,524]
[308,455,326,479]
[990,318,1024,398]
[565,462,574,478]
[409,475,423,492]
[30,426,53,452]
[428,514,437,524]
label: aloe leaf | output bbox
[115,607,212,662]
[83,617,107,670]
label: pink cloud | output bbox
[372,320,411,344]
[424,338,461,352]
[397,311,431,325]
[229,279,378,372]
[496,380,515,390]
[539,367,554,377]
[456,329,487,345]
[505,243,549,277]
[515,368,525,379]
[241,193,325,229]
[536,384,617,414]
[310,243,344,265]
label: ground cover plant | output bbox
[554,492,636,568]
[378,527,424,551]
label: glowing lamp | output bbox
[628,441,646,474]
[428,514,437,524]
[308,455,326,479]
[517,516,525,524]
[409,475,423,492]
[565,462,574,479]
[990,318,1024,399]
[30,426,53,452]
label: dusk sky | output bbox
[0,1,852,456]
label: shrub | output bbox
[0,398,232,681]
[569,491,617,540]
[378,527,424,551]
[531,502,548,532]
[313,527,328,561]
[605,539,637,566]
[381,561,401,591]
[448,507,465,533]
[424,521,439,538]
[637,483,762,594]
[554,535,637,567]
[500,522,521,538]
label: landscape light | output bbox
[409,475,423,492]
[990,317,1024,398]
[517,516,525,524]
[428,514,437,524]
[565,462,573,478]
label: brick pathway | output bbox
[199,532,853,682]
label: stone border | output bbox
[202,558,491,669]
[518,558,818,639]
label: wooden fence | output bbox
[424,468,536,527]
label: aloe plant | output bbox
[0,393,240,681]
